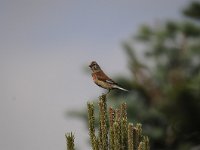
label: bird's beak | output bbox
[89,64,92,68]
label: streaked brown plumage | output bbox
[89,61,128,93]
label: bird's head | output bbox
[89,61,101,72]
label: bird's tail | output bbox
[113,85,128,92]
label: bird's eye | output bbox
[94,64,100,70]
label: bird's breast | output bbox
[91,73,113,90]
[92,73,97,81]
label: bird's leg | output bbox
[106,89,110,95]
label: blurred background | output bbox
[0,0,200,150]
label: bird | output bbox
[89,61,128,94]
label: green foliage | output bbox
[98,95,108,150]
[66,94,150,150]
[87,94,150,150]
[128,123,134,150]
[87,102,98,150]
[138,137,150,150]
[65,132,75,150]
[183,1,200,20]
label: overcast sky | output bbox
[0,0,190,150]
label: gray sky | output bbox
[0,0,190,150]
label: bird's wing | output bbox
[95,71,117,84]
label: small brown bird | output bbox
[89,61,128,93]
